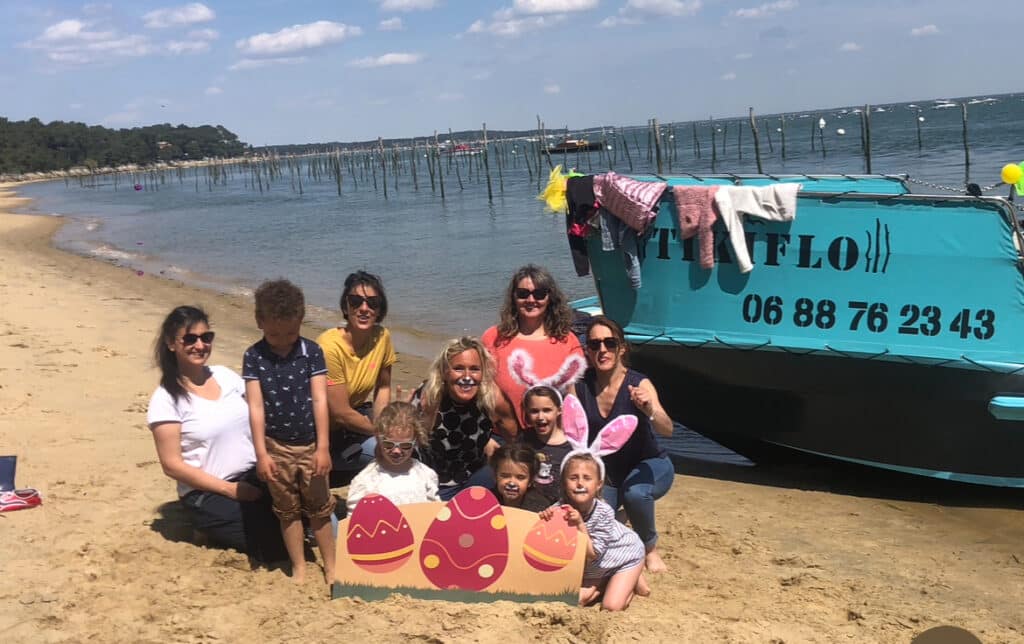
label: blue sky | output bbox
[0,1,1015,145]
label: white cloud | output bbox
[348,52,423,68]
[40,19,111,42]
[378,17,404,31]
[69,102,83,109]
[731,0,797,19]
[544,83,560,94]
[910,24,940,37]
[839,41,861,52]
[236,21,361,56]
[471,69,492,80]
[625,0,702,16]
[467,14,567,37]
[228,56,307,71]
[166,39,209,54]
[378,0,438,10]
[599,15,642,27]
[437,92,463,101]
[735,52,752,59]
[143,3,215,29]
[204,86,222,95]
[721,71,736,80]
[189,28,219,40]
[514,0,598,14]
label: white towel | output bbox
[713,184,802,273]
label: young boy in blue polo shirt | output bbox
[243,279,335,585]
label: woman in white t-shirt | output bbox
[147,305,283,562]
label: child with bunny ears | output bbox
[539,394,650,611]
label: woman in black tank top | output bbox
[573,316,676,574]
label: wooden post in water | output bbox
[710,117,717,173]
[915,109,923,152]
[692,122,701,160]
[764,119,773,152]
[652,118,663,175]
[495,138,505,193]
[482,123,494,203]
[448,128,464,190]
[646,120,653,163]
[748,108,763,174]
[378,137,388,199]
[961,102,970,185]
[780,116,786,160]
[622,128,634,171]
[863,105,872,173]
[722,122,728,156]
[410,140,419,190]
[810,115,816,152]
[540,120,553,171]
[434,130,445,199]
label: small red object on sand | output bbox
[0,488,41,512]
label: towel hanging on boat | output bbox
[672,185,720,270]
[593,172,668,232]
[713,184,802,273]
[565,175,597,276]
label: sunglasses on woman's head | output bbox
[182,331,215,346]
[586,337,620,351]
[381,440,415,451]
[346,294,382,310]
[514,287,550,301]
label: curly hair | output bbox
[374,401,428,446]
[489,442,540,480]
[419,337,498,421]
[494,264,573,345]
[254,279,305,321]
[154,305,209,403]
[340,270,388,324]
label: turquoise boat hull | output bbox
[578,174,1024,487]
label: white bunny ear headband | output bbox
[508,348,588,394]
[559,393,637,481]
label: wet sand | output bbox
[1,182,1022,643]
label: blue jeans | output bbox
[437,465,496,501]
[602,456,675,550]
[180,469,286,563]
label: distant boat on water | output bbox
[447,143,481,156]
[546,137,604,154]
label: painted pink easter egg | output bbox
[419,487,508,591]
[522,512,578,572]
[346,494,415,573]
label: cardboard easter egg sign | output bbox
[346,494,415,573]
[333,487,587,605]
[522,513,577,572]
[419,487,509,591]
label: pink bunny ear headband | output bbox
[508,349,588,395]
[559,393,637,481]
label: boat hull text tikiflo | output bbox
[564,172,1024,487]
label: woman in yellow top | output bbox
[317,271,395,471]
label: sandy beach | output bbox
[1,181,1023,643]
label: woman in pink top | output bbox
[482,264,586,435]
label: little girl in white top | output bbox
[346,402,439,511]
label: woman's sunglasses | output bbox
[381,440,415,451]
[182,331,215,346]
[586,337,620,351]
[346,294,382,310]
[514,287,550,301]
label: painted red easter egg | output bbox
[346,494,415,573]
[419,486,508,591]
[522,513,578,572]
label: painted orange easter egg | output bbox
[419,486,509,591]
[522,513,578,572]
[346,494,415,573]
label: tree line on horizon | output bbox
[0,117,248,175]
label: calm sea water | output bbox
[16,94,1024,463]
